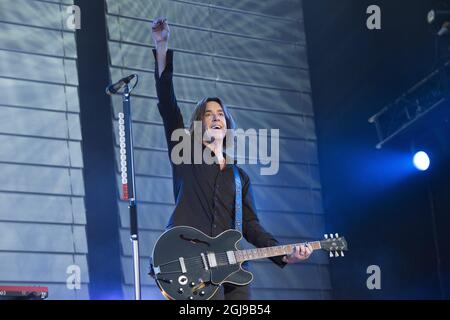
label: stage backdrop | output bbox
[0,0,330,300]
[0,0,89,299]
[105,0,331,299]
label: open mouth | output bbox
[211,124,222,130]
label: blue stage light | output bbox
[413,151,430,171]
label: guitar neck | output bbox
[234,241,322,263]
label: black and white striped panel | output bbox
[0,0,89,299]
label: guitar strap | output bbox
[233,165,243,233]
[233,165,250,270]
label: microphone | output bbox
[106,74,137,95]
[437,21,450,36]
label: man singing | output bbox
[151,17,312,300]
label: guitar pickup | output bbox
[226,251,237,264]
[207,252,217,268]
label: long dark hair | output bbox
[188,97,236,148]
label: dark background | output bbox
[304,0,450,299]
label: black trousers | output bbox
[211,283,251,300]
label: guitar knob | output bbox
[335,233,339,238]
[324,234,328,239]
[329,251,333,258]
[189,296,194,300]
[199,291,205,296]
[330,234,334,238]
[178,288,184,294]
[190,282,196,287]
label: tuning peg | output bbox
[335,233,339,238]
[330,233,334,238]
[340,251,344,257]
[329,251,333,258]
[324,234,328,239]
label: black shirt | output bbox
[152,49,286,268]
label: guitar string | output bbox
[158,243,312,271]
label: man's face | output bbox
[202,101,227,142]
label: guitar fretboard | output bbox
[234,241,321,263]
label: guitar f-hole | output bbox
[179,234,210,246]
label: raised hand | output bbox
[152,17,170,45]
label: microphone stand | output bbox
[117,79,141,300]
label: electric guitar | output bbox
[150,226,348,300]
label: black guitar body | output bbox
[151,226,253,300]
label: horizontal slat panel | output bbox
[107,16,306,67]
[115,148,172,177]
[0,163,84,196]
[0,192,86,224]
[0,51,78,85]
[133,176,175,204]
[109,42,308,91]
[0,135,82,167]
[0,221,87,253]
[213,58,309,92]
[109,0,303,21]
[110,67,309,115]
[45,0,74,3]
[0,22,76,58]
[240,163,320,188]
[210,6,303,43]
[256,211,325,239]
[106,0,303,43]
[0,106,81,140]
[231,109,315,140]
[208,0,303,21]
[109,0,210,30]
[0,78,79,112]
[254,185,323,213]
[0,252,89,282]
[118,201,172,229]
[0,0,67,29]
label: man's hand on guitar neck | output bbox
[282,243,313,264]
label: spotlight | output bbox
[413,151,430,171]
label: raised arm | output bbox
[151,18,185,156]
[152,18,169,78]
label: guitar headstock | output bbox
[320,233,348,258]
